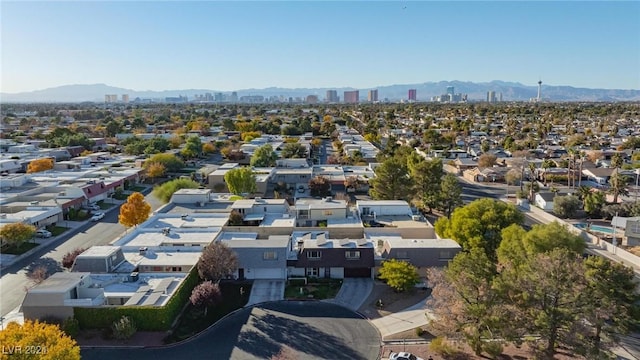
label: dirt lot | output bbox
[358,280,430,320]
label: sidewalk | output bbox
[371,296,434,339]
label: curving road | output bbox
[82,301,381,360]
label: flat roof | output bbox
[357,200,411,207]
[28,272,90,293]
[303,238,372,249]
[295,197,347,209]
[116,229,219,247]
[375,215,432,228]
[142,214,229,229]
[385,238,461,249]
[77,246,120,258]
[217,232,258,241]
[223,235,290,249]
[260,214,296,227]
[173,188,211,195]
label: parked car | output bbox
[90,212,105,221]
[83,203,100,211]
[389,352,424,360]
[35,229,52,238]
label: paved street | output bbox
[0,189,159,319]
[82,301,380,360]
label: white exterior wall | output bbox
[171,193,209,204]
[329,267,344,279]
[360,204,411,216]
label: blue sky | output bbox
[2,1,639,93]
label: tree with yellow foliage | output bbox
[0,320,80,360]
[0,223,36,249]
[26,158,54,174]
[145,162,166,183]
[118,192,151,227]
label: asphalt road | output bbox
[82,301,380,360]
[0,189,162,318]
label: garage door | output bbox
[252,268,285,280]
[344,268,371,278]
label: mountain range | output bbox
[1,81,639,103]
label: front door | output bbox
[324,267,331,279]
[238,268,245,280]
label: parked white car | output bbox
[35,229,52,238]
[389,352,424,360]
[90,212,105,221]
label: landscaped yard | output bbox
[129,186,147,192]
[284,278,342,300]
[1,241,39,255]
[98,202,114,210]
[45,225,69,236]
[164,280,252,344]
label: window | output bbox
[263,251,278,260]
[323,210,333,216]
[396,251,408,259]
[345,251,360,259]
[306,267,319,277]
[307,250,321,259]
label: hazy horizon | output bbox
[2,1,639,93]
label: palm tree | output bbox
[577,185,592,201]
[608,171,630,204]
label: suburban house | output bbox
[231,198,291,224]
[289,231,375,279]
[356,200,413,218]
[582,167,615,185]
[619,217,640,246]
[294,197,347,227]
[271,168,313,194]
[374,234,461,276]
[221,233,290,280]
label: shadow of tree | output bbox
[236,304,369,360]
[25,257,62,283]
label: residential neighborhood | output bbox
[1,100,639,360]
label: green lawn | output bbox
[129,186,146,192]
[164,281,252,344]
[98,202,114,210]
[2,241,39,255]
[46,226,69,236]
[284,278,342,300]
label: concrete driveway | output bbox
[82,301,380,360]
[246,279,285,306]
[327,278,373,311]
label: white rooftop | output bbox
[260,214,296,227]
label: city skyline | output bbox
[2,1,639,93]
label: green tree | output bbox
[410,158,443,212]
[281,143,307,158]
[181,135,202,159]
[369,157,412,200]
[498,249,586,358]
[497,222,586,267]
[224,167,257,196]
[582,257,640,358]
[250,144,277,167]
[583,191,605,217]
[378,259,420,292]
[152,178,199,204]
[438,173,463,218]
[0,222,36,249]
[146,153,184,172]
[553,195,581,218]
[434,198,524,261]
[608,172,629,204]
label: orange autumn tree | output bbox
[145,162,166,183]
[0,320,81,360]
[118,192,151,227]
[26,158,54,173]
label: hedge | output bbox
[74,266,200,331]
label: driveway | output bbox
[82,301,380,360]
[246,279,285,306]
[326,278,373,311]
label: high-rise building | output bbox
[121,94,129,104]
[326,90,339,103]
[343,90,359,104]
[487,91,497,103]
[306,95,319,104]
[105,94,118,103]
[230,92,238,102]
[367,89,378,102]
[446,86,455,96]
[408,89,417,101]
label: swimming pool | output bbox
[574,223,616,234]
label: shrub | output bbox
[62,317,80,338]
[415,327,424,336]
[430,336,457,356]
[483,341,504,359]
[62,248,86,269]
[111,316,136,340]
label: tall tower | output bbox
[537,80,542,102]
